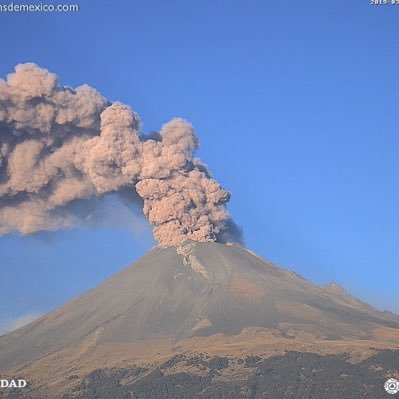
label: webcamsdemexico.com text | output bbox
[0,2,79,12]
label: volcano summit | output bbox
[1,64,398,399]
[1,242,398,398]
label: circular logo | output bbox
[385,378,399,395]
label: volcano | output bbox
[1,242,399,398]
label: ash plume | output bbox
[0,63,242,246]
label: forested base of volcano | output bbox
[3,350,398,399]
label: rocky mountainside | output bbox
[1,242,398,398]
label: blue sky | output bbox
[0,0,398,331]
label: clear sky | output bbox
[0,0,398,332]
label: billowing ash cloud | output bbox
[0,63,242,246]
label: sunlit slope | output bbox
[1,242,398,370]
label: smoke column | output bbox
[0,63,241,246]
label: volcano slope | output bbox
[0,242,398,398]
